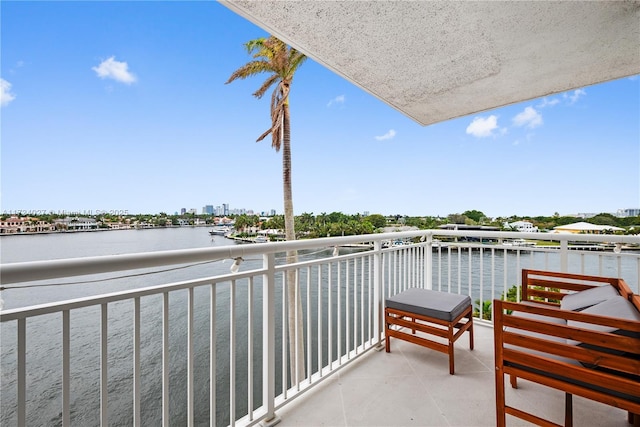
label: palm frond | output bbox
[253,74,279,99]
[225,60,274,84]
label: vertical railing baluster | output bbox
[229,281,236,425]
[282,272,287,398]
[504,250,511,302]
[479,247,484,319]
[599,253,604,276]
[209,284,216,426]
[337,260,342,366]
[248,277,254,421]
[425,234,433,291]
[560,240,569,272]
[133,297,141,427]
[393,251,398,295]
[346,258,350,360]
[491,248,495,302]
[294,269,299,389]
[446,245,451,292]
[187,288,194,427]
[62,310,70,427]
[360,256,364,351]
[457,246,462,294]
[162,292,170,427]
[467,247,472,299]
[373,241,383,347]
[162,293,169,427]
[17,318,26,426]
[306,266,311,384]
[328,262,333,370]
[353,257,358,354]
[368,253,373,345]
[317,265,322,378]
[438,245,443,291]
[262,253,277,425]
[101,303,108,427]
[403,248,408,290]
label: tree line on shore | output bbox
[4,210,638,236]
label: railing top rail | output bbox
[1,230,638,284]
[0,267,266,321]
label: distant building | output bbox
[617,208,640,217]
[180,208,187,215]
[203,205,214,215]
[54,217,98,230]
[505,220,539,232]
[223,204,229,216]
[552,221,624,234]
[0,216,55,234]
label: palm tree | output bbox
[226,36,307,383]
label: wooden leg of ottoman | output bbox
[448,323,455,374]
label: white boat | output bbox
[254,236,268,243]
[209,226,232,236]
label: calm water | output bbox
[1,229,638,426]
[1,227,237,310]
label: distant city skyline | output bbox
[2,2,638,218]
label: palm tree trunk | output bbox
[282,104,305,384]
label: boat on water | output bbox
[502,238,536,247]
[209,226,233,236]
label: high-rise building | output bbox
[180,208,186,215]
[617,208,640,217]
[203,205,214,215]
[223,204,229,216]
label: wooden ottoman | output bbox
[385,288,474,374]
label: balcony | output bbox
[1,230,639,426]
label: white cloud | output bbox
[512,106,543,129]
[563,88,586,104]
[92,56,137,84]
[537,97,560,108]
[374,129,396,141]
[327,94,345,107]
[1,78,16,107]
[466,115,499,137]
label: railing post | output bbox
[261,253,280,426]
[373,240,384,348]
[560,239,569,272]
[425,234,433,290]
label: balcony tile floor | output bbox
[276,324,630,427]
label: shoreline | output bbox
[0,224,211,237]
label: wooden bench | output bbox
[385,288,473,374]
[494,269,640,427]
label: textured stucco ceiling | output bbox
[221,1,640,126]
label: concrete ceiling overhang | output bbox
[221,1,640,126]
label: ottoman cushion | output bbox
[386,288,471,322]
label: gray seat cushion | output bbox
[560,284,619,311]
[385,288,471,322]
[567,295,640,346]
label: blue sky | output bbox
[1,1,638,218]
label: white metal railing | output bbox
[1,230,639,426]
